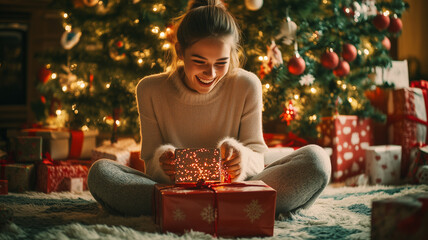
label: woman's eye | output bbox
[215,62,227,66]
[192,60,205,64]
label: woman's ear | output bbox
[175,43,183,60]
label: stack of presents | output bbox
[1,60,427,237]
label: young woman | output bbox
[88,0,331,217]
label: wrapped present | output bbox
[0,163,35,192]
[174,148,222,184]
[91,138,140,166]
[60,177,84,193]
[387,88,427,178]
[8,128,98,160]
[318,115,373,182]
[0,180,7,195]
[365,145,402,185]
[37,160,89,193]
[410,80,428,89]
[365,87,391,145]
[154,180,276,237]
[371,193,428,240]
[373,60,409,89]
[14,136,42,162]
[130,150,146,173]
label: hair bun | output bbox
[187,0,225,11]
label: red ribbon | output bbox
[68,130,84,159]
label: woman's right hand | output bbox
[159,150,176,181]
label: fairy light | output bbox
[342,84,347,90]
[159,32,166,39]
[77,80,86,89]
[81,125,89,131]
[337,80,342,85]
[310,87,317,93]
[106,83,111,88]
[162,42,171,50]
[294,94,299,100]
[134,19,140,24]
[258,56,264,61]
[62,86,68,92]
[363,49,370,55]
[137,58,143,64]
[309,114,317,122]
[383,10,390,16]
[151,26,160,34]
[72,104,77,110]
[348,98,353,103]
[115,120,121,126]
[74,109,78,114]
[63,13,68,19]
[51,73,57,79]
[265,83,270,89]
[56,109,62,116]
[65,25,72,32]
[263,56,268,61]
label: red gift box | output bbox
[14,136,43,162]
[0,180,7,195]
[154,180,276,237]
[37,160,89,193]
[387,88,428,178]
[371,193,428,239]
[0,163,35,192]
[318,115,373,182]
[365,87,392,145]
[174,148,222,184]
[410,80,428,89]
[407,145,428,183]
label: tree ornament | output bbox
[299,74,315,86]
[245,0,263,11]
[280,100,296,125]
[342,6,354,18]
[321,49,339,70]
[267,41,283,69]
[382,36,391,50]
[276,17,297,45]
[342,43,357,62]
[372,13,390,31]
[83,0,99,7]
[60,29,82,50]
[38,66,52,83]
[288,53,306,75]
[333,60,350,77]
[109,39,127,61]
[388,15,403,33]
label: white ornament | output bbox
[299,74,315,86]
[276,18,297,45]
[245,0,263,11]
[83,0,99,7]
[60,29,82,50]
[267,41,283,68]
[244,200,265,223]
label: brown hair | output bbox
[168,0,243,75]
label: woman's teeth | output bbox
[196,76,215,84]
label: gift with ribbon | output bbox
[154,180,276,237]
[37,156,89,193]
[318,115,373,182]
[371,193,428,239]
[91,138,139,166]
[365,145,402,185]
[387,88,427,178]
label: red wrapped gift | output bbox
[154,180,276,237]
[410,80,428,89]
[387,88,428,178]
[365,87,392,145]
[318,115,373,182]
[37,160,89,193]
[407,145,428,183]
[0,180,7,195]
[174,148,223,184]
[371,193,428,240]
[0,163,35,192]
[14,136,43,162]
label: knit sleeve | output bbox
[218,70,268,181]
[136,76,175,183]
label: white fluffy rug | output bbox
[1,184,427,240]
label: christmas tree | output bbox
[33,0,408,142]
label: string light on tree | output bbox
[280,100,296,125]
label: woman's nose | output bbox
[203,65,216,78]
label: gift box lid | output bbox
[365,145,402,152]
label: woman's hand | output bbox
[220,141,241,181]
[159,150,176,181]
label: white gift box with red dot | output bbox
[365,145,402,185]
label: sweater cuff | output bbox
[217,137,250,182]
[152,144,176,183]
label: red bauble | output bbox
[382,36,391,50]
[38,66,52,83]
[333,60,350,77]
[342,43,357,62]
[373,13,390,31]
[388,16,403,33]
[321,51,339,69]
[288,55,306,75]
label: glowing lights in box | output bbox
[175,148,222,184]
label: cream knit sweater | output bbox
[136,66,268,183]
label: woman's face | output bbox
[179,36,233,94]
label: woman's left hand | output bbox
[220,141,241,181]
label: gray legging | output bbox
[87,144,331,216]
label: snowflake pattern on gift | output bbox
[244,200,265,223]
[173,208,186,222]
[200,205,216,223]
